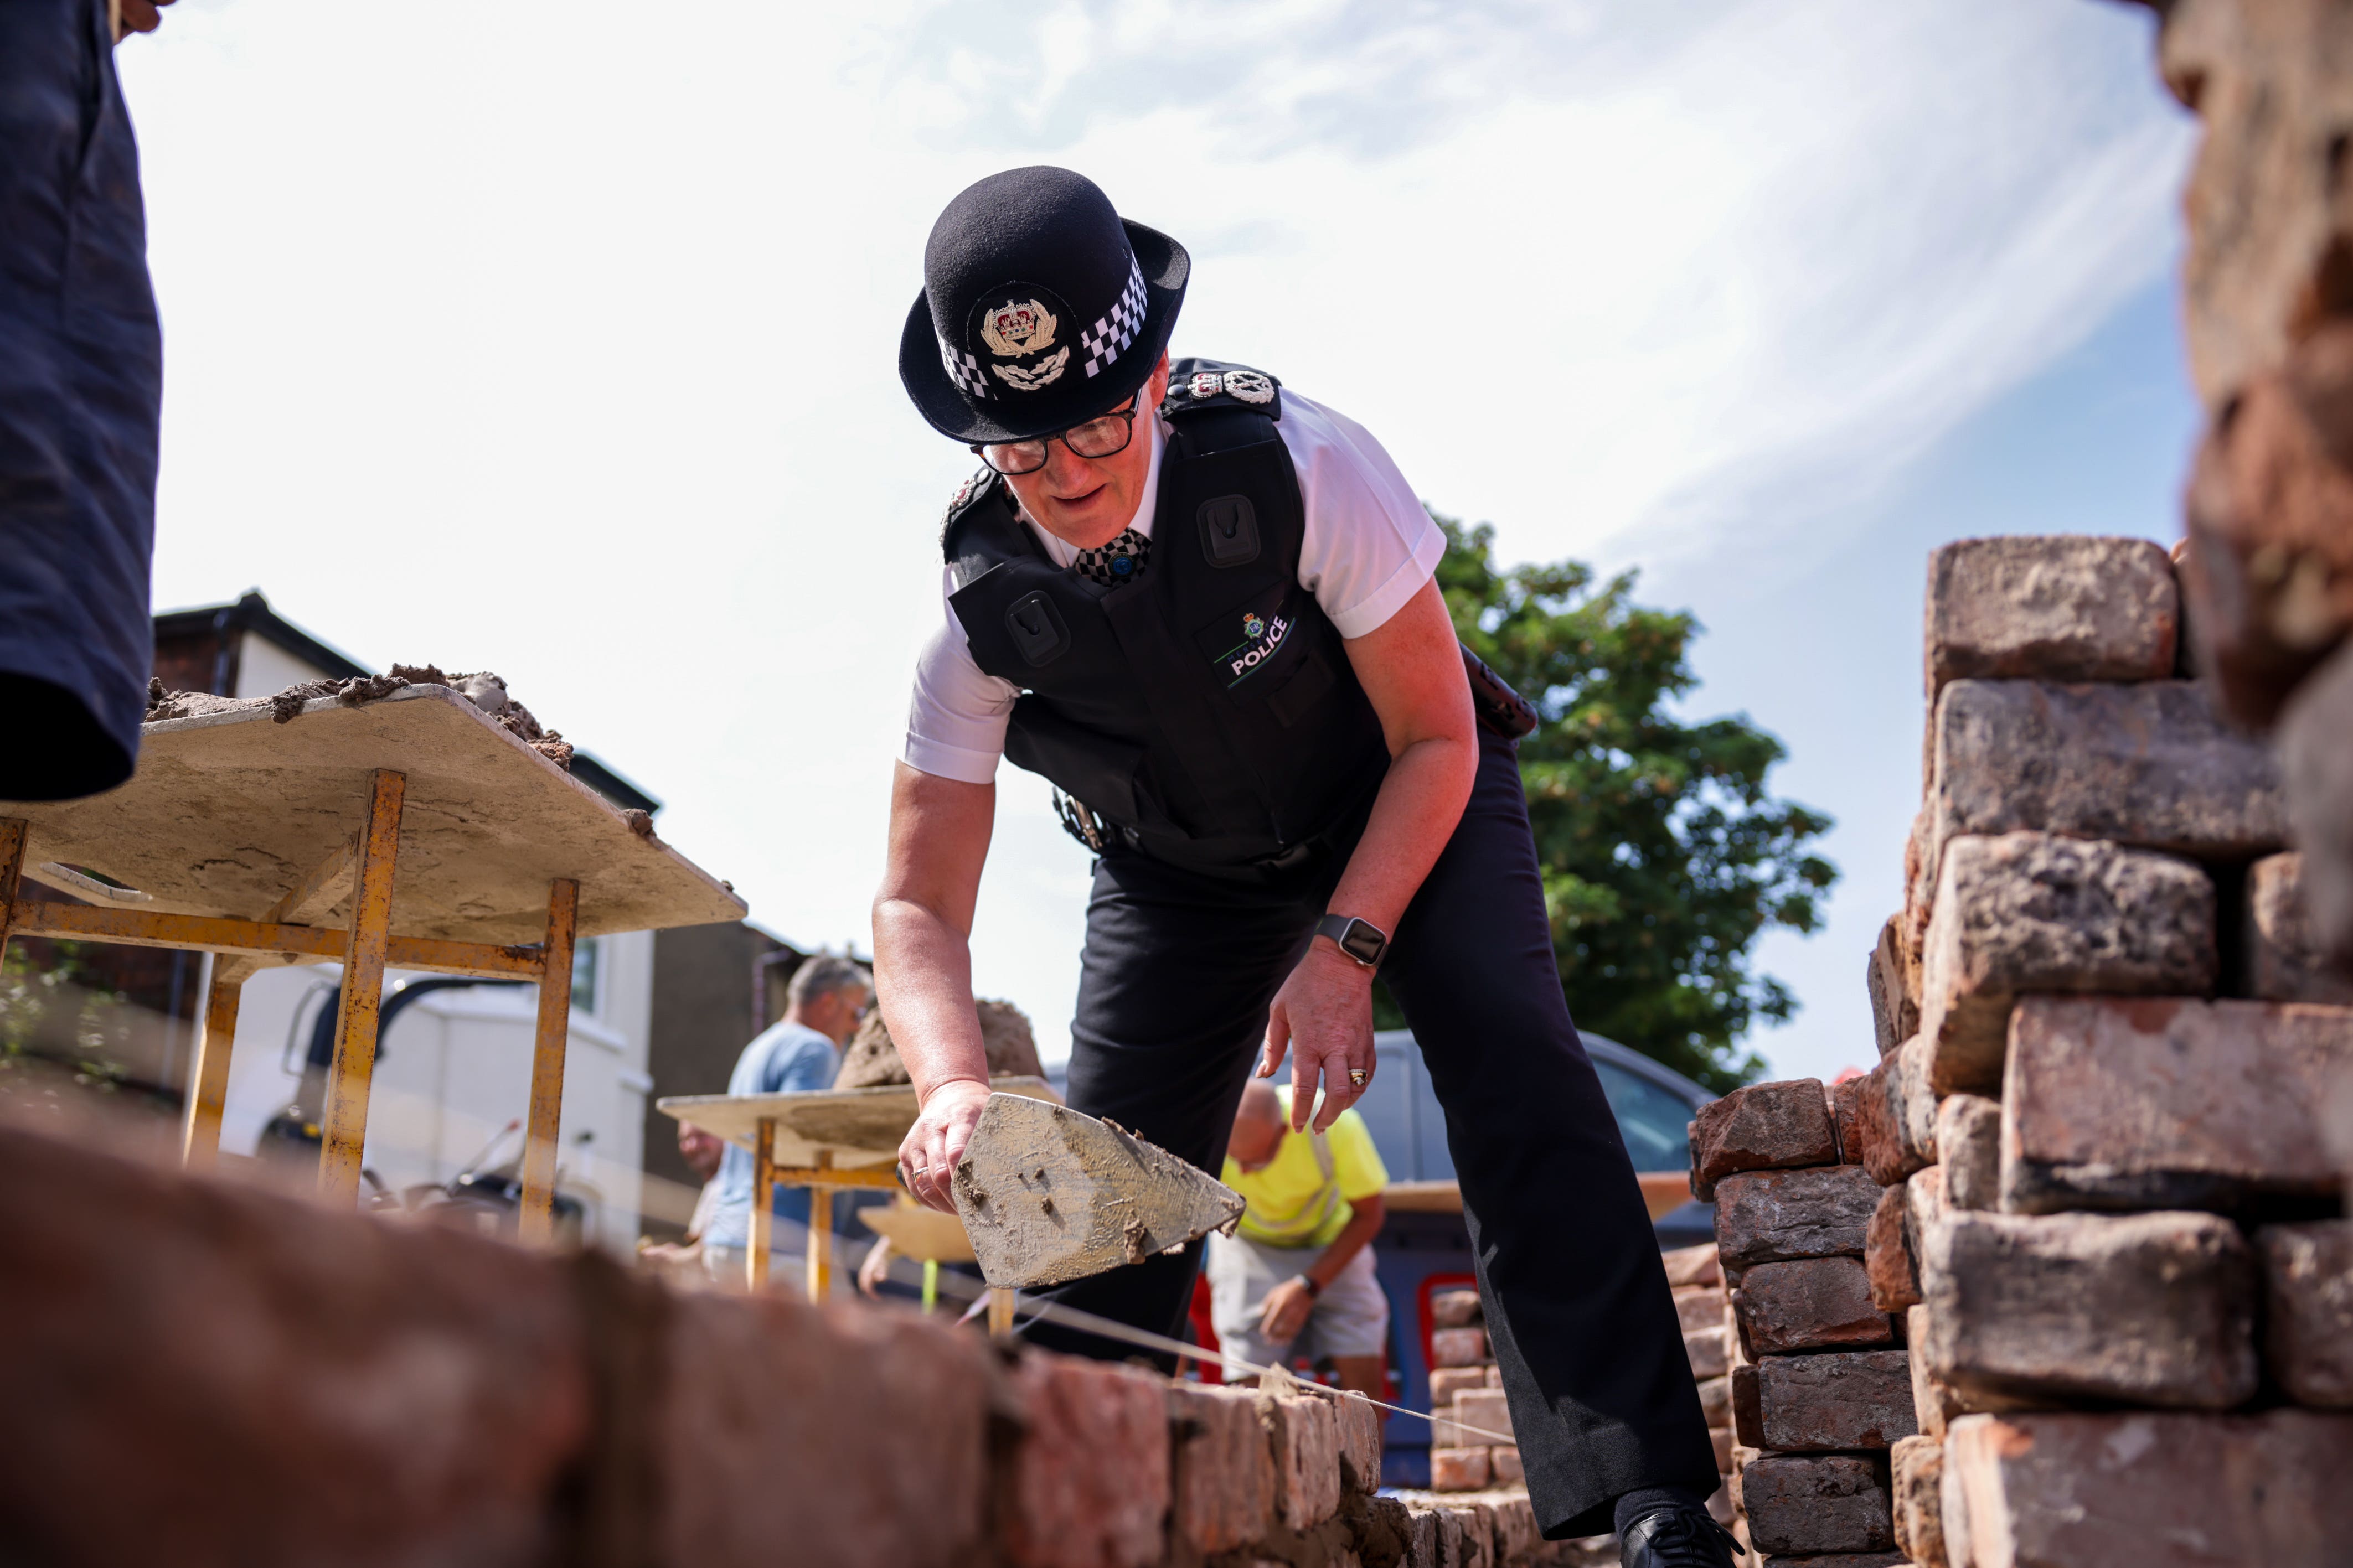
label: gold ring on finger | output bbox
[1348,1069,1368,1087]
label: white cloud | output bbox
[121,0,2187,1074]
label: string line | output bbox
[925,1274,1518,1446]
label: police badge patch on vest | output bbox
[1196,591,1303,690]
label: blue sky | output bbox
[122,0,2199,1084]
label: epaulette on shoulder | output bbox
[1163,358,1282,421]
[939,465,1008,553]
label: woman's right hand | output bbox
[898,1078,992,1212]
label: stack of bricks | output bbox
[1661,1239,1740,1526]
[1856,536,2353,1566]
[0,1116,1592,1568]
[1691,1074,1912,1566]
[1422,1286,1511,1492]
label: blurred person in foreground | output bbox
[700,956,871,1283]
[1208,1080,1388,1396]
[0,0,173,801]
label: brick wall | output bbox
[1698,533,2353,1568]
[0,1119,1601,1568]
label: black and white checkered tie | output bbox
[1070,528,1150,587]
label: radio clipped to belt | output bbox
[1054,790,1111,853]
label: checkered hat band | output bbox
[938,338,991,400]
[1080,258,1149,380]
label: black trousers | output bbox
[1025,725,1720,1539]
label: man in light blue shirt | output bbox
[702,954,872,1280]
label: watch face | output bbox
[1339,920,1385,965]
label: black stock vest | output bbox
[943,359,1391,870]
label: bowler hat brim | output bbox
[898,219,1190,446]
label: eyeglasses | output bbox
[971,400,1141,475]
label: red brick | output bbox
[1257,1388,1340,1530]
[1168,1383,1273,1553]
[1730,1365,1763,1448]
[1663,1241,1724,1288]
[1690,1079,1838,1198]
[2257,1220,2353,1408]
[1489,1445,1524,1486]
[1430,1288,1483,1328]
[1487,1493,1538,1560]
[1709,1425,1732,1473]
[1924,536,2179,697]
[1733,1256,1892,1354]
[1484,1363,1503,1388]
[1742,1454,1895,1556]
[1674,1285,1724,1334]
[1755,1556,1905,1567]
[1428,1367,1486,1404]
[1865,1183,1921,1315]
[1933,1093,2000,1212]
[2002,996,2353,1213]
[1429,1447,1490,1492]
[1921,1210,2257,1410]
[1855,1050,1931,1188]
[1430,1327,1487,1368]
[2279,642,2353,964]
[1830,1073,1870,1166]
[1713,1166,1881,1266]
[1870,913,1923,1058]
[1753,1351,1917,1451]
[999,1355,1171,1568]
[2244,852,2353,1002]
[1333,1391,1384,1494]
[1944,1410,2353,1566]
[0,1122,594,1568]
[1438,1389,1511,1451]
[1890,1434,1944,1568]
[1685,1326,1730,1379]
[1928,680,2287,877]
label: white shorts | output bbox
[1205,1230,1390,1369]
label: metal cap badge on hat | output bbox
[899,167,1189,446]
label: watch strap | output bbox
[1314,912,1389,969]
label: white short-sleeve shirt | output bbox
[902,390,1442,785]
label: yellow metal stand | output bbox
[805,1150,835,1302]
[317,771,404,1207]
[179,956,254,1173]
[515,878,579,1246]
[748,1116,776,1293]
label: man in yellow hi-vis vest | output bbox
[1208,1080,1391,1395]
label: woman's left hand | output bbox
[1256,941,1374,1132]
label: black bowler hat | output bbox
[900,167,1190,444]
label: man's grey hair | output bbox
[788,954,871,1008]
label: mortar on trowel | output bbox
[952,1093,1246,1290]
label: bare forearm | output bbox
[873,898,990,1099]
[1326,732,1476,933]
[1307,1200,1385,1288]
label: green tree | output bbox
[1386,516,1835,1093]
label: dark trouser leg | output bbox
[1382,727,1720,1540]
[0,0,162,800]
[1022,847,1319,1363]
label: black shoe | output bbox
[1618,1505,1744,1568]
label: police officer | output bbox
[878,167,1734,1565]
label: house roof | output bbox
[153,591,663,816]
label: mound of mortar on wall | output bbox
[833,999,1045,1088]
